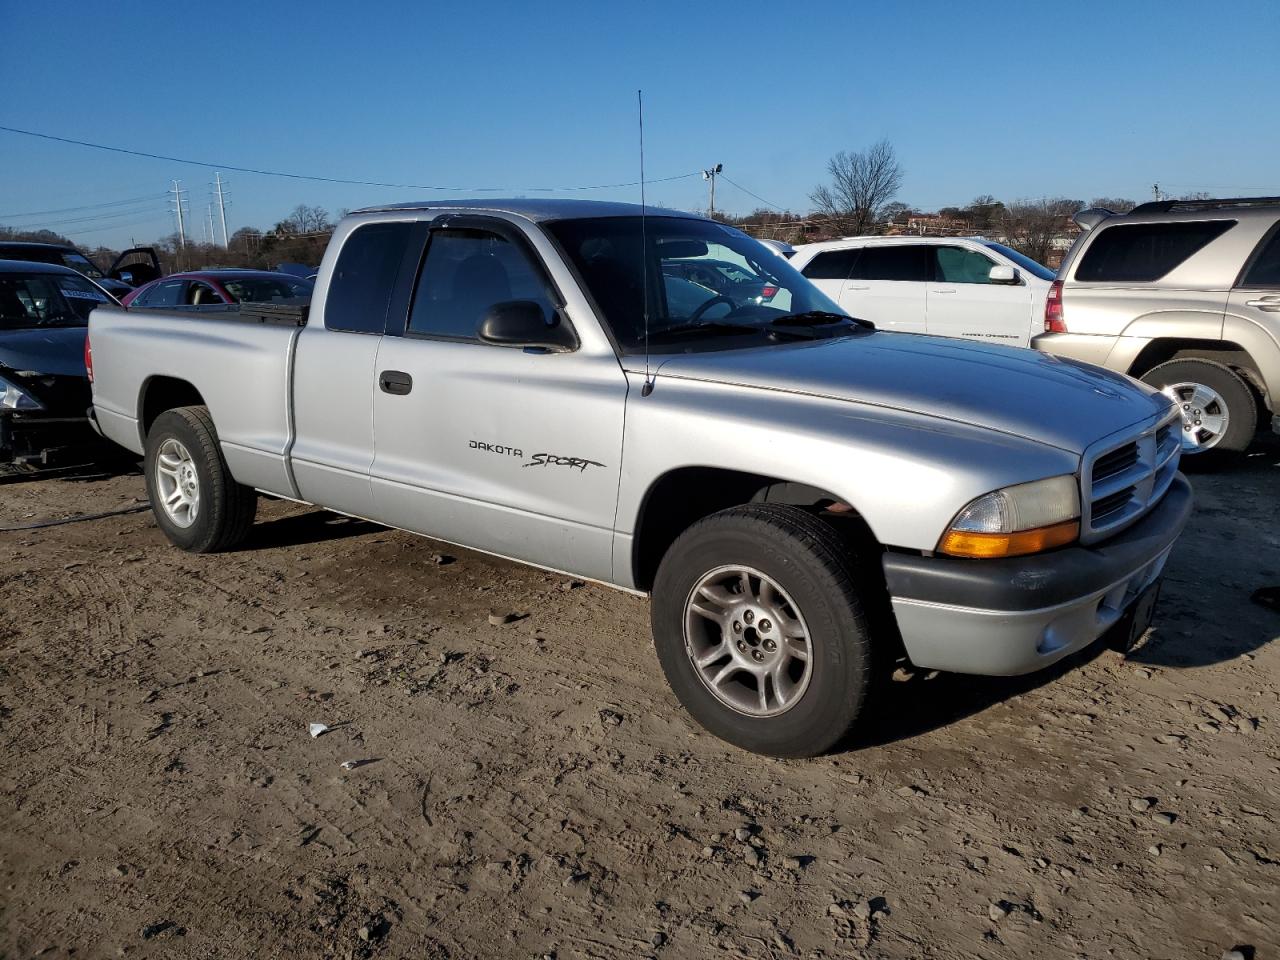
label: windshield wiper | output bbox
[772,310,875,330]
[650,320,816,341]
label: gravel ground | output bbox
[1,443,1277,959]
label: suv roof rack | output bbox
[1130,196,1280,214]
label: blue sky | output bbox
[2,0,1277,249]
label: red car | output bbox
[121,269,312,308]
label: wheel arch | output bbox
[1125,338,1268,409]
[629,466,880,593]
[138,376,207,439]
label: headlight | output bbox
[0,375,45,411]
[939,475,1080,558]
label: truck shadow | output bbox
[243,510,380,550]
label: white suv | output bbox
[790,236,1056,346]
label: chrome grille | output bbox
[1081,409,1181,542]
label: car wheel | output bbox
[651,503,872,757]
[1140,358,1257,455]
[144,405,256,552]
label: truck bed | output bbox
[88,304,304,498]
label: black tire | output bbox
[143,406,256,553]
[1140,358,1257,456]
[651,503,872,758]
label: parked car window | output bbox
[848,245,931,282]
[138,279,186,307]
[326,222,413,334]
[408,229,555,340]
[1240,225,1280,287]
[0,275,90,328]
[934,246,999,284]
[186,282,222,306]
[59,251,106,279]
[52,274,112,320]
[801,249,859,281]
[980,242,1056,281]
[1075,220,1235,283]
[222,276,311,303]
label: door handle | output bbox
[933,288,957,294]
[379,370,413,395]
[845,284,870,291]
[1246,297,1280,311]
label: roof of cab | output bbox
[0,258,85,276]
[351,198,704,222]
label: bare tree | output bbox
[998,198,1082,265]
[287,204,331,234]
[1089,197,1137,213]
[809,140,903,236]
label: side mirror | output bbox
[478,300,576,352]
[989,264,1019,284]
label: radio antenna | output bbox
[638,89,654,397]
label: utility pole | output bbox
[1152,182,1162,202]
[214,172,230,248]
[702,163,723,217]
[206,204,216,246]
[170,180,187,268]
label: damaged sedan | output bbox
[0,260,114,467]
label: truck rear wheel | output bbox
[651,504,871,757]
[1140,358,1257,455]
[144,406,257,553]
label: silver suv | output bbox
[1034,197,1280,455]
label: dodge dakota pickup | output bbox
[88,199,1192,757]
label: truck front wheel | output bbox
[651,504,872,757]
[144,406,257,553]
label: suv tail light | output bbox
[1044,279,1066,333]
[760,284,779,300]
[84,332,93,383]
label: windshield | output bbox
[0,273,108,328]
[546,216,846,353]
[60,252,105,279]
[222,276,312,302]
[981,242,1057,281]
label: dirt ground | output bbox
[1,443,1277,960]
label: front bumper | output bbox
[0,411,103,466]
[882,473,1193,676]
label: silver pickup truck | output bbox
[88,199,1192,757]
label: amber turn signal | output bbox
[939,519,1080,559]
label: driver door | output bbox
[368,217,627,582]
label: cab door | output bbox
[367,216,626,582]
[925,245,1034,345]
[290,220,425,520]
[1225,222,1280,403]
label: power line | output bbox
[8,202,170,229]
[0,123,702,193]
[0,192,170,220]
[720,175,788,212]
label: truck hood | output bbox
[643,332,1170,455]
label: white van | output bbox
[790,236,1055,346]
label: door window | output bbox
[1075,220,1235,283]
[934,247,999,284]
[326,221,414,333]
[1240,225,1280,287]
[800,249,859,281]
[186,282,221,305]
[139,279,186,307]
[848,245,930,282]
[408,228,556,340]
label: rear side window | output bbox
[1075,220,1235,283]
[326,222,413,333]
[849,245,930,282]
[934,246,998,284]
[1240,225,1280,287]
[802,249,858,281]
